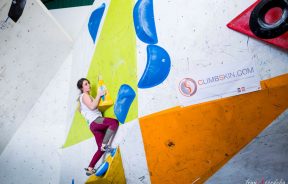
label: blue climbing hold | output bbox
[88,3,105,43]
[95,162,109,176]
[114,85,136,124]
[133,0,158,44]
[138,45,171,88]
[110,148,117,157]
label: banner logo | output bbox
[179,78,197,97]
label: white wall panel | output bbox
[0,0,72,153]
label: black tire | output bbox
[249,0,288,39]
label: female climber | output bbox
[77,78,119,176]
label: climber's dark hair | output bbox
[77,78,90,92]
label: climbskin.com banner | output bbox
[176,61,261,106]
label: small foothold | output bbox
[166,140,175,148]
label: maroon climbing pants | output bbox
[88,117,119,168]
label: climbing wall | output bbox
[0,0,287,183]
[62,0,287,183]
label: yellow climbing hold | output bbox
[98,75,114,109]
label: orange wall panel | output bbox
[140,74,288,184]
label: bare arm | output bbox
[82,89,105,110]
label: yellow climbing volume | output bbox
[98,75,114,107]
